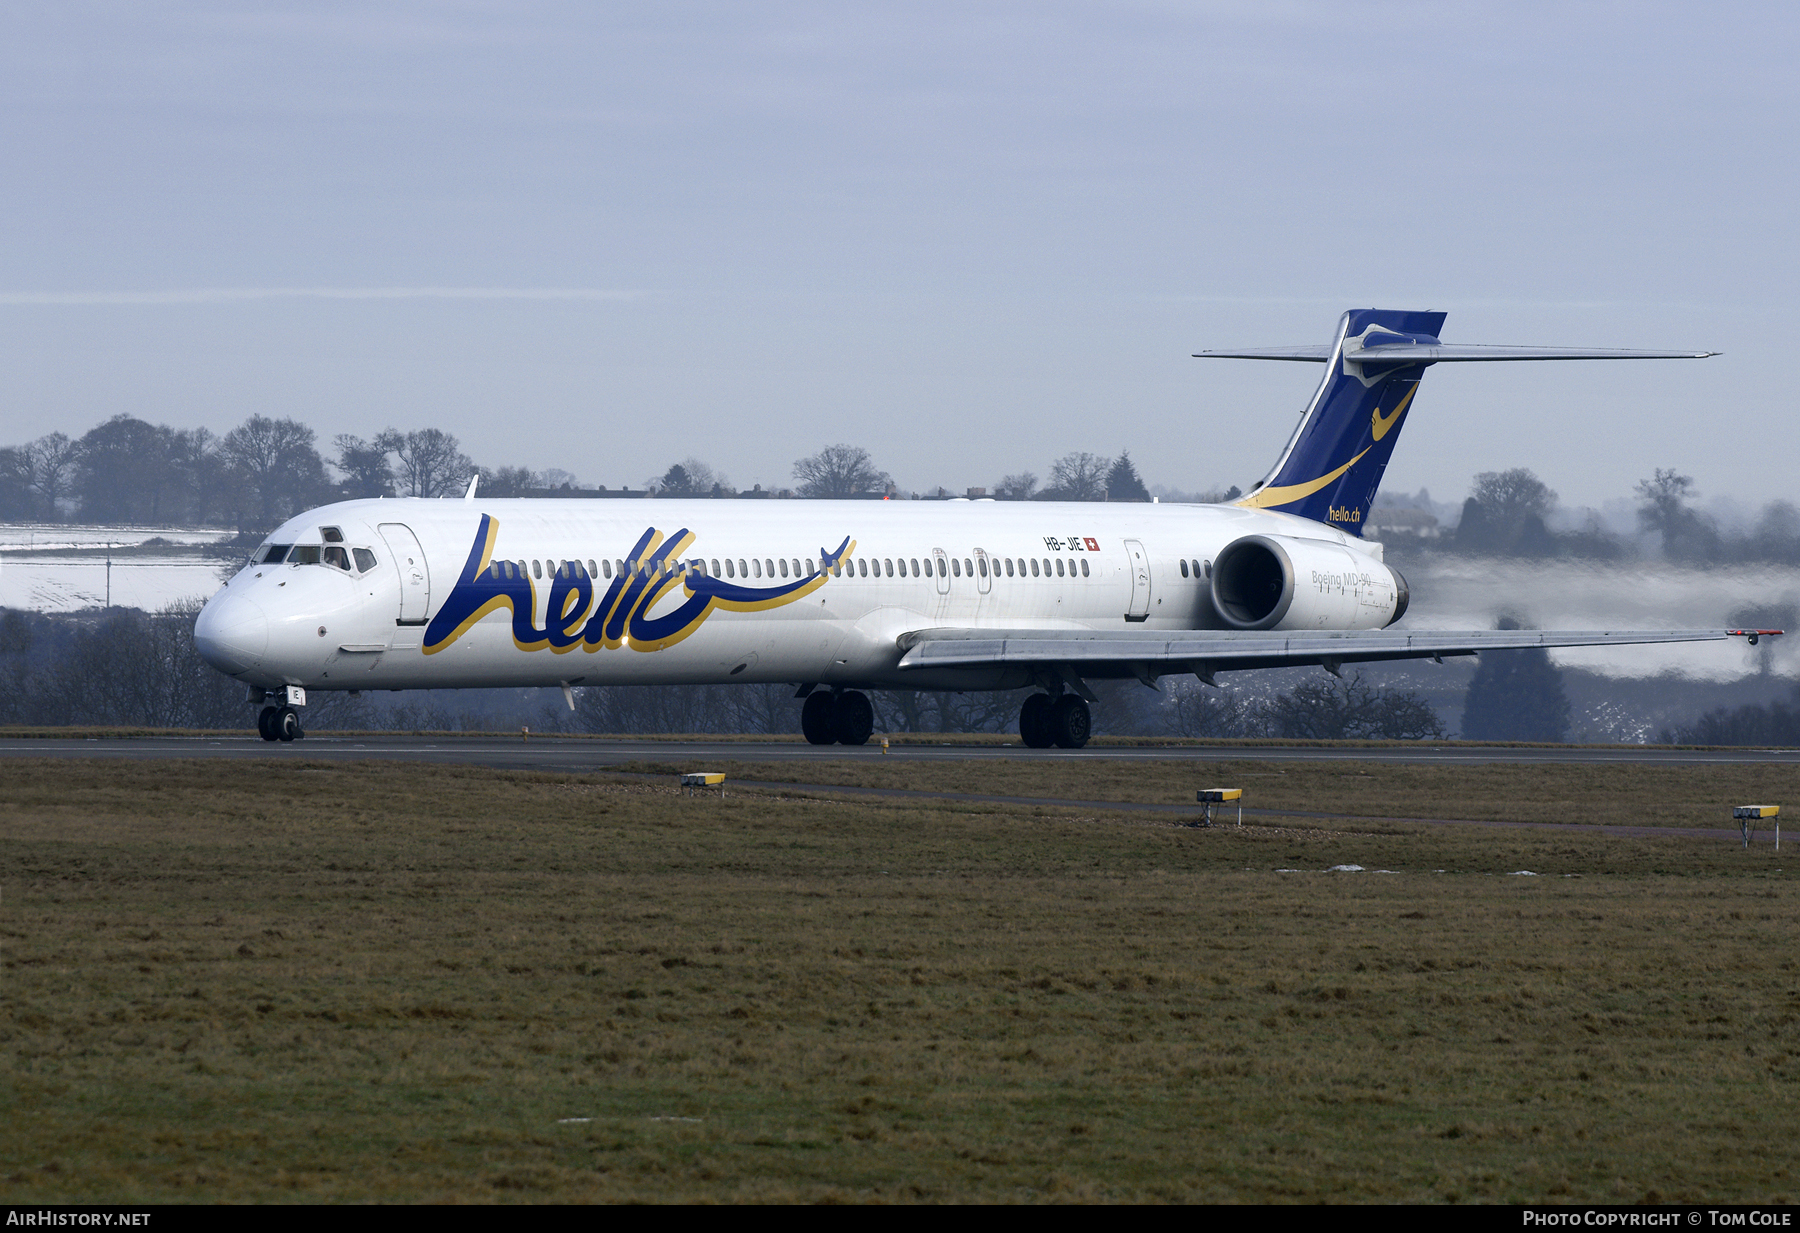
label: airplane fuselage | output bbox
[194,496,1404,696]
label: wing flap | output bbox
[896,627,1762,672]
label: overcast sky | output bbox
[2,1,1794,508]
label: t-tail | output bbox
[1197,309,1716,535]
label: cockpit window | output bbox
[353,548,376,573]
[289,545,321,565]
[260,544,291,564]
[320,526,345,543]
[323,546,351,571]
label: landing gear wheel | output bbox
[276,707,303,743]
[1019,693,1055,748]
[257,706,280,742]
[1051,696,1091,749]
[833,690,874,746]
[801,692,836,745]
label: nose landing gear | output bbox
[252,687,307,742]
[256,705,304,742]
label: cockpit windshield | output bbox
[254,540,378,574]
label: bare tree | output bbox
[221,416,328,529]
[1169,680,1256,738]
[1041,452,1109,501]
[1471,468,1556,524]
[75,416,195,524]
[649,458,725,497]
[383,428,475,499]
[19,432,80,520]
[1458,468,1559,555]
[1634,467,1718,560]
[0,447,29,519]
[792,444,890,499]
[477,465,538,497]
[334,434,396,498]
[1262,673,1445,740]
[995,472,1038,500]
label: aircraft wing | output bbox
[896,626,1775,675]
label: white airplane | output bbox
[194,308,1769,746]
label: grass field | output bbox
[3,756,1797,1203]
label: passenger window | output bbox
[964,558,973,577]
[1056,559,1065,577]
[885,559,894,577]
[1080,559,1089,577]
[1180,559,1190,578]
[532,560,542,579]
[779,559,788,578]
[951,558,960,577]
[978,557,988,577]
[857,559,867,577]
[1004,558,1014,577]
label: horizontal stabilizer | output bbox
[1343,343,1718,363]
[1193,346,1334,362]
[1194,345,1718,363]
[896,627,1771,674]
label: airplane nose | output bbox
[194,591,268,675]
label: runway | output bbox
[3,733,1796,769]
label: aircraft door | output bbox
[931,549,950,595]
[973,548,993,595]
[1123,538,1151,621]
[379,523,431,625]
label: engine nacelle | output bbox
[1211,534,1408,631]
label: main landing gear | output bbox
[257,705,304,742]
[1018,692,1091,749]
[802,690,875,746]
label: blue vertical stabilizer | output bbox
[1198,309,1714,535]
[1233,309,1443,533]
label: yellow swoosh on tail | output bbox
[1235,447,1372,509]
[1370,385,1417,441]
